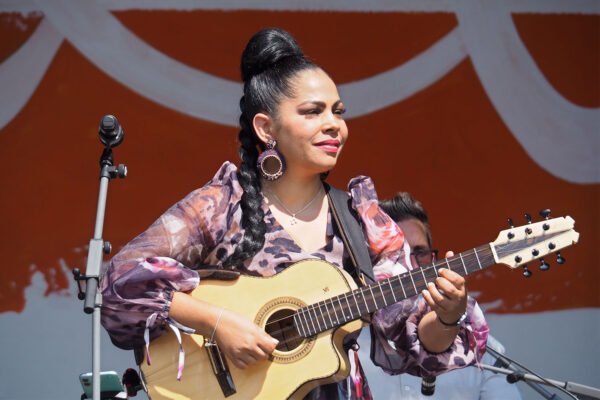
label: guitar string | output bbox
[264,242,558,345]
[261,247,491,330]
[259,255,473,333]
[260,241,562,339]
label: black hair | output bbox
[222,28,319,268]
[379,192,432,248]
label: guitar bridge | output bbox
[204,339,236,397]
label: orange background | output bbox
[0,10,598,315]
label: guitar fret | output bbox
[473,248,483,270]
[368,285,379,311]
[408,269,418,294]
[318,301,330,330]
[458,253,468,275]
[324,299,335,328]
[351,290,362,316]
[310,304,322,333]
[387,280,398,302]
[359,288,370,313]
[423,266,438,287]
[307,307,317,336]
[300,309,311,337]
[378,282,388,307]
[419,267,427,285]
[294,313,305,338]
[397,276,407,298]
[400,274,415,297]
[333,296,344,324]
[342,293,352,320]
[331,297,341,325]
[336,296,346,323]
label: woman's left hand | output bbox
[421,251,468,326]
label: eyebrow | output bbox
[297,100,344,108]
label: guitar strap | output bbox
[324,183,375,286]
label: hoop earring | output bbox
[257,139,286,181]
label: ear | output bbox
[253,113,274,145]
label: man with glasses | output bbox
[364,192,523,399]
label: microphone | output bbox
[421,375,436,396]
[99,115,124,148]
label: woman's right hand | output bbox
[214,309,279,369]
[169,292,278,370]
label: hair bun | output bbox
[241,28,304,82]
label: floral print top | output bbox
[99,161,488,398]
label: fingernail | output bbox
[272,338,279,343]
[427,282,435,289]
[422,289,429,296]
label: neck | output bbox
[262,173,323,211]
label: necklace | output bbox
[266,185,323,225]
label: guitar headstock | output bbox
[491,213,579,274]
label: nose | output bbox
[322,110,341,134]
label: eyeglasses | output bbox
[410,249,438,268]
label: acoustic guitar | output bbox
[140,214,578,399]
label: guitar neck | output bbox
[294,244,496,338]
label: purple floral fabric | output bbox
[100,161,488,395]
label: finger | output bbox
[258,336,279,354]
[251,345,269,361]
[445,250,454,258]
[435,277,461,299]
[438,268,465,288]
[426,282,448,305]
[421,288,437,310]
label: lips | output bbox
[314,139,341,153]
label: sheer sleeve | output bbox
[347,176,489,377]
[100,162,241,349]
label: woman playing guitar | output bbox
[100,28,488,399]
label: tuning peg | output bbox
[539,209,551,220]
[507,218,515,239]
[539,209,551,230]
[524,214,533,234]
[556,252,565,264]
[522,265,532,278]
[540,258,550,271]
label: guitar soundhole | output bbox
[264,309,303,352]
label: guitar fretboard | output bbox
[294,244,495,338]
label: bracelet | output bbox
[437,310,467,327]
[210,308,224,342]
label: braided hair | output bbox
[222,28,318,268]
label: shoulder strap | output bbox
[324,183,375,285]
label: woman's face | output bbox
[270,68,348,178]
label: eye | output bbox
[300,107,321,116]
[335,107,346,115]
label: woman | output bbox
[100,28,488,399]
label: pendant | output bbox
[290,215,298,225]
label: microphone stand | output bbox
[479,363,600,400]
[73,116,127,400]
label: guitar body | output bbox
[141,259,366,400]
